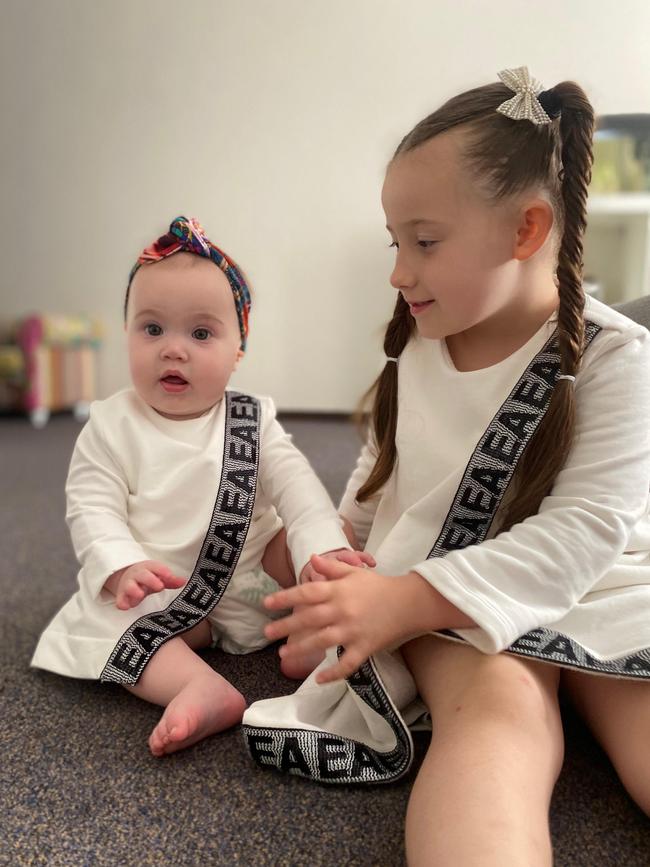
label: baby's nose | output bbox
[161,338,188,360]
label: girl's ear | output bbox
[513,199,555,261]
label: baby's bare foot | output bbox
[149,675,246,757]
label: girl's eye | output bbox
[145,323,162,336]
[417,240,438,249]
[193,328,211,341]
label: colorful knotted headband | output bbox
[127,216,251,351]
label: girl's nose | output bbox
[389,252,416,291]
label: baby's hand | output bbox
[105,560,186,610]
[299,548,376,583]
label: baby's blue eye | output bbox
[193,328,211,341]
[145,323,162,336]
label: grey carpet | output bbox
[1,411,649,866]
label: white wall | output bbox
[2,0,649,410]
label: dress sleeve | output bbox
[412,327,650,653]
[338,433,383,549]
[66,409,149,599]
[257,398,350,576]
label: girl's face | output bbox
[126,253,242,419]
[381,130,526,342]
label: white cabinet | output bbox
[584,194,650,303]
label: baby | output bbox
[31,216,371,756]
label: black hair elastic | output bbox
[538,89,563,120]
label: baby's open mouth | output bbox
[160,373,189,392]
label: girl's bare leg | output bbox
[562,670,650,815]
[125,620,246,756]
[401,636,564,867]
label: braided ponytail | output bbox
[498,83,594,531]
[356,295,414,501]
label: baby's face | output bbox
[126,253,243,419]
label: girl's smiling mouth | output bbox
[408,300,435,315]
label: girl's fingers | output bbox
[264,579,331,610]
[315,647,366,684]
[265,603,335,641]
[308,570,327,582]
[358,552,377,567]
[278,625,343,658]
[310,554,356,580]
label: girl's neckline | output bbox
[437,311,558,377]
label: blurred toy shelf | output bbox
[0,314,102,427]
[585,193,650,304]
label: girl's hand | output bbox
[264,554,446,683]
[299,548,377,583]
[105,561,186,610]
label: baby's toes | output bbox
[149,719,171,756]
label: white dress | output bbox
[31,388,349,680]
[242,295,650,784]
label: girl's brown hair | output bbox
[356,79,595,533]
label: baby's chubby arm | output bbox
[66,409,157,600]
[104,561,186,610]
[257,398,360,577]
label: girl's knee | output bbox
[464,666,558,735]
[449,659,564,777]
[410,641,564,770]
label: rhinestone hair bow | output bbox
[496,67,553,125]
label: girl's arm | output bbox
[265,555,475,682]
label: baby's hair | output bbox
[357,78,595,533]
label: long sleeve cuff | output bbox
[412,560,526,653]
[289,520,351,580]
